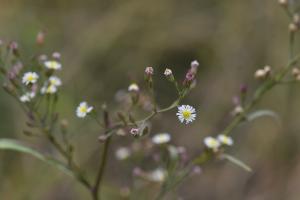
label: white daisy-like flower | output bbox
[20,92,35,102]
[204,136,220,152]
[217,134,234,146]
[41,84,57,94]
[49,76,62,86]
[148,168,167,182]
[22,72,39,85]
[164,68,172,76]
[115,147,131,160]
[44,60,62,70]
[76,102,93,118]
[128,83,139,92]
[152,133,171,144]
[176,105,196,124]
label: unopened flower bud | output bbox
[263,65,271,75]
[36,31,45,45]
[60,119,69,133]
[8,41,19,56]
[255,69,267,79]
[130,128,139,136]
[232,105,244,116]
[39,54,48,62]
[240,84,248,94]
[278,0,288,6]
[145,67,154,76]
[289,23,298,32]
[164,68,172,76]
[98,134,108,142]
[52,52,61,60]
[191,60,199,69]
[292,67,300,76]
[164,68,175,82]
[128,83,139,92]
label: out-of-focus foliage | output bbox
[1,0,300,199]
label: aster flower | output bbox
[76,102,93,118]
[204,136,220,152]
[49,76,62,86]
[152,133,171,144]
[176,105,196,124]
[44,60,62,70]
[20,92,35,102]
[217,134,234,146]
[148,168,167,182]
[22,72,39,85]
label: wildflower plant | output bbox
[0,1,299,199]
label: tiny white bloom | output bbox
[20,92,35,102]
[204,136,220,151]
[76,102,93,118]
[44,60,62,70]
[217,134,234,146]
[41,84,58,94]
[152,133,171,144]
[115,147,131,160]
[164,68,172,76]
[128,83,139,92]
[49,76,62,86]
[22,72,39,85]
[176,105,196,124]
[148,168,166,182]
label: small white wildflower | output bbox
[148,168,166,182]
[20,92,35,102]
[22,72,39,85]
[115,147,131,160]
[217,134,234,146]
[128,83,139,92]
[164,68,172,76]
[41,84,58,94]
[191,60,199,68]
[152,133,171,144]
[49,76,62,86]
[44,60,62,70]
[176,105,196,124]
[254,69,266,79]
[76,102,93,118]
[204,136,220,152]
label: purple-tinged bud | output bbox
[8,41,19,56]
[133,167,143,176]
[52,52,61,60]
[145,67,154,76]
[192,166,202,175]
[130,128,140,136]
[240,84,248,94]
[36,31,45,45]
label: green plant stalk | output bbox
[91,109,111,200]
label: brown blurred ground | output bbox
[1,0,300,199]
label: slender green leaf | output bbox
[0,138,74,178]
[222,153,252,172]
[247,110,281,124]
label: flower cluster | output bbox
[204,134,233,152]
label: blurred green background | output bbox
[1,0,300,199]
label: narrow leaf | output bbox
[247,110,281,124]
[0,138,74,178]
[222,153,252,172]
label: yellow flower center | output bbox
[79,106,87,113]
[27,75,34,81]
[182,110,191,119]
